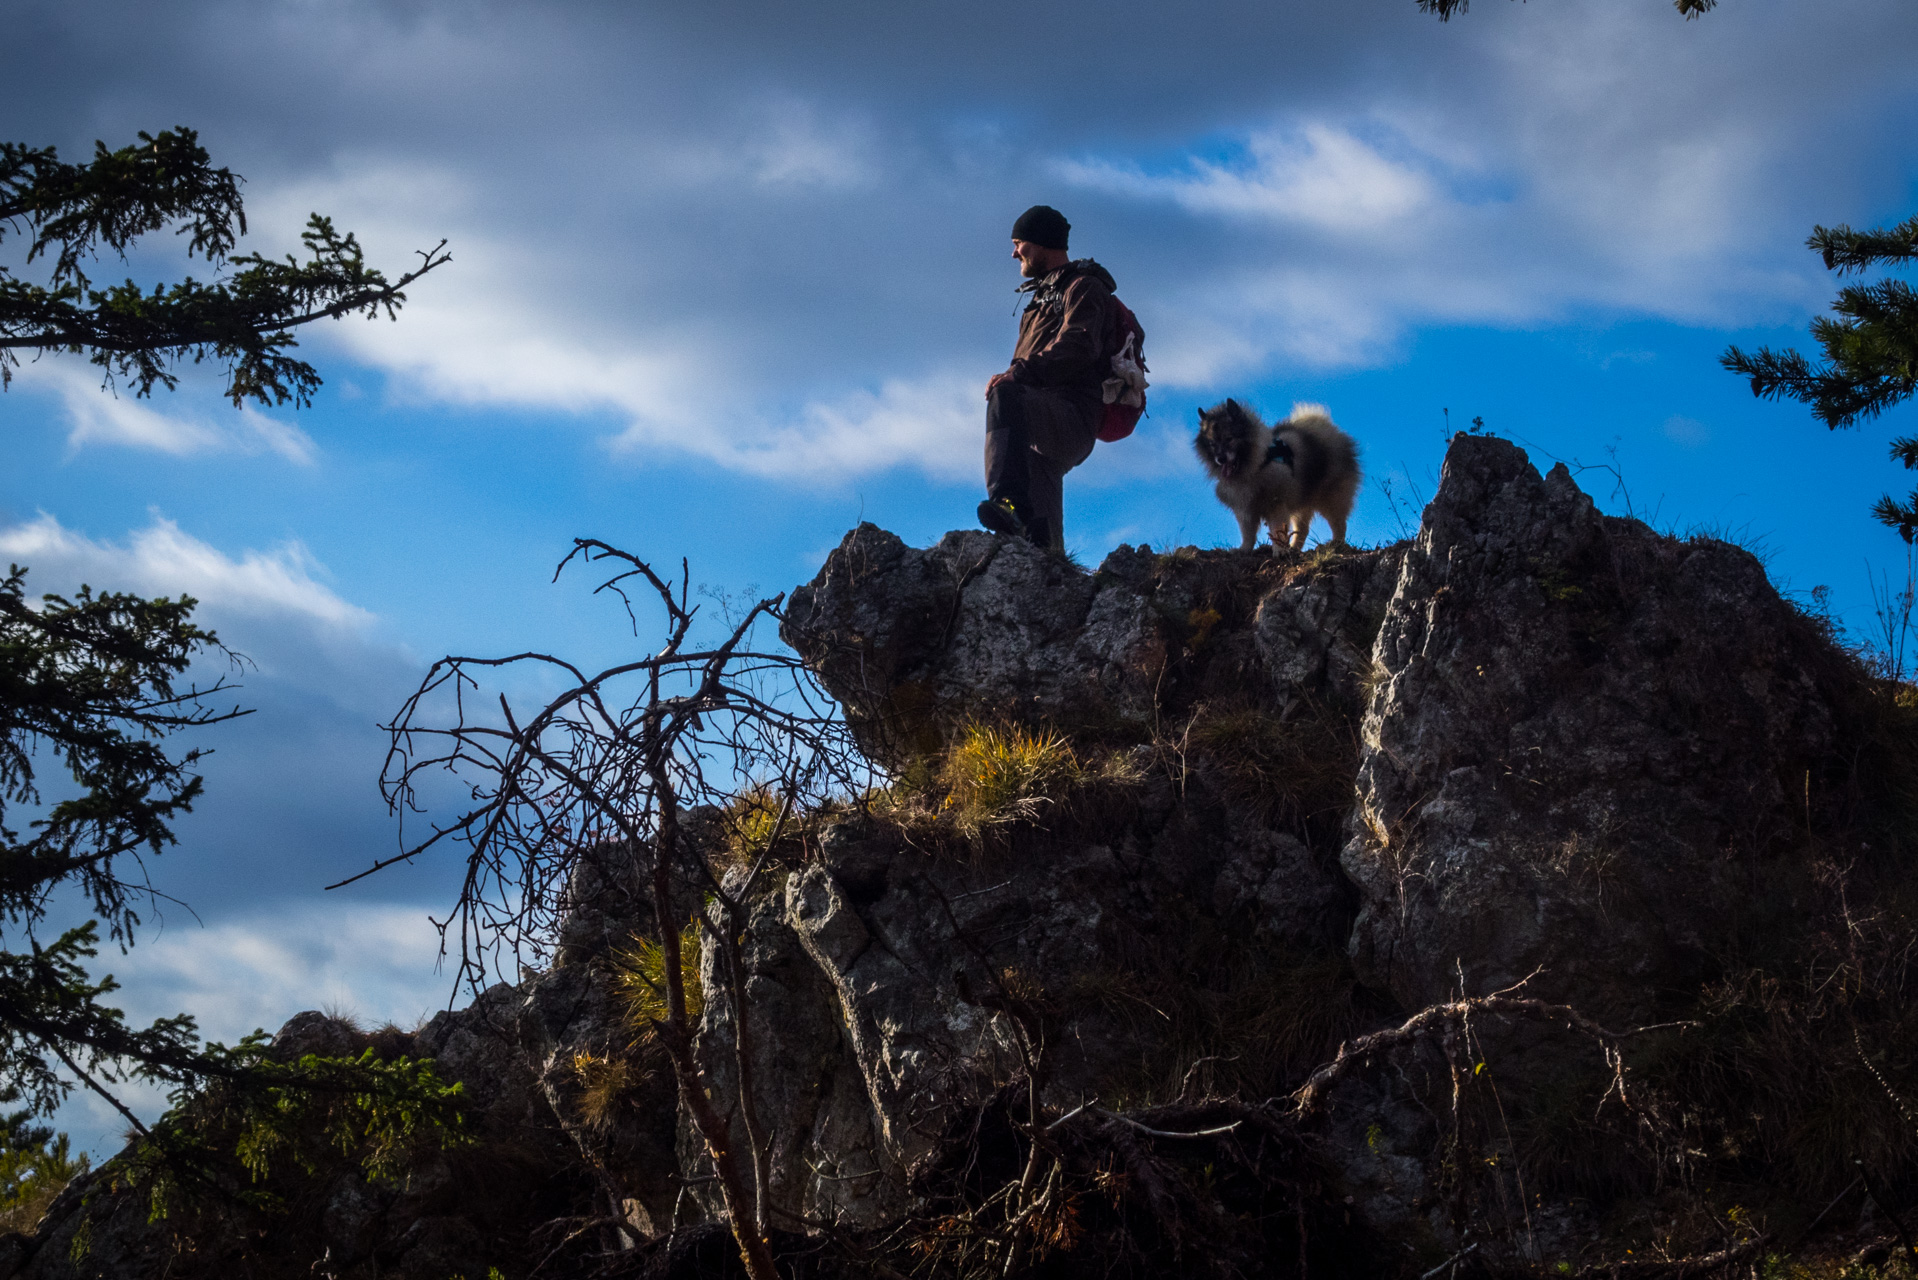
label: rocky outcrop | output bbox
[13,433,1903,1279]
[779,528,1400,767]
[1344,436,1842,1021]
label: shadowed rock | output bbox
[1344,435,1841,1023]
[16,434,1901,1279]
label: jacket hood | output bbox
[1017,258,1116,294]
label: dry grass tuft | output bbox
[570,1051,652,1130]
[710,783,788,873]
[940,723,1084,835]
[610,917,704,1038]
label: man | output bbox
[978,205,1116,550]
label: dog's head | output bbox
[1195,398,1260,481]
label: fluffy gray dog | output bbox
[1194,399,1361,553]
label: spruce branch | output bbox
[0,129,448,406]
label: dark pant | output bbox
[984,383,1099,550]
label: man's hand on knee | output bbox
[985,371,1014,400]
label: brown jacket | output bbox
[1005,259,1115,404]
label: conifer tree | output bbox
[0,568,246,1123]
[1,132,461,1194]
[1723,215,1918,539]
[0,1111,87,1233]
[1,127,447,407]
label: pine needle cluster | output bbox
[1724,214,1918,540]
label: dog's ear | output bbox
[1223,397,1240,416]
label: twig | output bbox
[1569,1234,1769,1278]
[1419,1241,1476,1278]
[1178,1054,1234,1100]
[1291,993,1685,1116]
[1800,1175,1862,1238]
[1093,1106,1241,1140]
[804,1156,885,1182]
[43,1036,152,1140]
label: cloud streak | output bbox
[53,900,453,1157]
[0,513,372,630]
[6,1,1917,477]
[1060,124,1440,234]
[23,363,317,464]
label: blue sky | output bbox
[6,0,1918,1151]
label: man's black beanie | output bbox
[1011,205,1070,251]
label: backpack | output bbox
[1098,296,1148,443]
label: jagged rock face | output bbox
[1344,435,1839,1021]
[684,763,1359,1234]
[781,526,1400,767]
[685,851,912,1230]
[780,530,1157,766]
[16,435,1876,1277]
[553,839,660,968]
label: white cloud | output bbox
[51,900,455,1157]
[120,901,451,1041]
[608,371,982,482]
[1663,414,1711,447]
[1052,76,1830,387]
[1060,123,1439,234]
[253,159,987,481]
[25,363,316,464]
[0,513,373,629]
[749,99,877,190]
[49,0,1898,481]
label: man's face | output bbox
[1011,238,1055,279]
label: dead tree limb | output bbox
[360,538,870,1280]
[1291,994,1690,1117]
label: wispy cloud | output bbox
[607,371,982,482]
[0,513,372,629]
[125,901,451,1038]
[1059,124,1439,234]
[252,162,981,481]
[52,900,452,1157]
[16,0,1900,482]
[25,363,316,464]
[748,99,878,191]
[1663,414,1711,447]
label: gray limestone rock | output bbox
[781,527,1164,766]
[782,525,1401,770]
[1343,434,1839,1022]
[1254,543,1402,713]
[20,439,1880,1275]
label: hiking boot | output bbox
[977,496,1030,537]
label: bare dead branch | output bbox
[357,539,871,1277]
[1291,993,1690,1117]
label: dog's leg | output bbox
[1288,512,1311,551]
[1237,508,1261,551]
[1327,508,1348,548]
